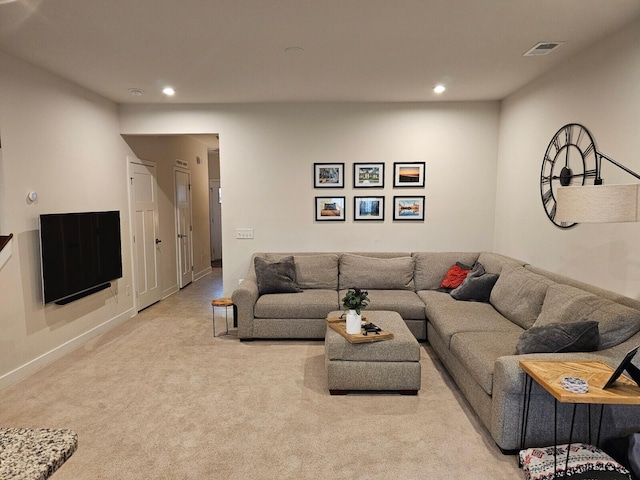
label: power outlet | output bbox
[236,228,254,239]
[125,285,131,296]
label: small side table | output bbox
[519,360,640,478]
[211,297,234,337]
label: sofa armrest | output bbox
[490,331,640,450]
[232,274,259,339]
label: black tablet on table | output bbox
[603,345,640,389]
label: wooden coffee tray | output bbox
[325,317,394,343]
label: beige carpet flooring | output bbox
[0,269,522,479]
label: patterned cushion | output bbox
[339,254,415,290]
[519,443,631,480]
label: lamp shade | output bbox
[555,184,640,223]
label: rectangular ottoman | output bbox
[325,310,421,395]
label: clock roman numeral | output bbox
[541,175,551,185]
[582,142,595,157]
[549,204,557,220]
[542,189,553,206]
[552,136,562,153]
[576,127,585,146]
[585,168,597,177]
[564,126,573,145]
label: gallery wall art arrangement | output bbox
[313,162,426,222]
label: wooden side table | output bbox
[211,297,234,337]
[519,360,640,477]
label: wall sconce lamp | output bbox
[554,125,640,224]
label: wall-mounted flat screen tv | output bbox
[39,211,123,305]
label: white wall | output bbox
[119,102,501,295]
[496,17,640,299]
[0,52,136,386]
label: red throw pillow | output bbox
[440,264,471,289]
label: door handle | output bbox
[155,238,162,244]
[177,234,187,239]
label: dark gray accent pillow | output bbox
[450,262,499,302]
[516,321,600,355]
[254,256,302,295]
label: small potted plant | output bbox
[342,287,369,334]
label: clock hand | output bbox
[551,173,583,179]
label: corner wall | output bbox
[495,17,640,299]
[119,102,501,295]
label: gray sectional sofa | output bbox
[232,251,640,452]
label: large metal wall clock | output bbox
[540,123,599,228]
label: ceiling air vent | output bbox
[523,42,564,56]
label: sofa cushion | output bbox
[254,289,339,319]
[490,264,553,329]
[425,300,523,348]
[450,262,499,302]
[340,289,426,320]
[254,256,302,295]
[339,254,415,290]
[450,331,523,395]
[412,252,479,291]
[534,284,640,350]
[516,321,600,354]
[266,253,339,290]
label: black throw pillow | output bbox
[516,320,600,354]
[450,262,499,302]
[254,256,302,295]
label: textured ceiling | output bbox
[0,0,639,104]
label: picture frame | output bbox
[393,196,425,221]
[314,163,344,188]
[393,162,425,188]
[354,196,385,221]
[353,163,384,188]
[315,196,345,221]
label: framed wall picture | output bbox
[354,196,384,221]
[314,163,344,188]
[393,162,425,188]
[393,196,425,221]
[353,163,384,188]
[315,196,345,221]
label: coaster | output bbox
[561,376,589,394]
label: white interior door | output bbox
[175,168,193,288]
[130,160,161,310]
[209,179,222,262]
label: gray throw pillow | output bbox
[254,256,302,295]
[516,321,599,355]
[450,262,499,302]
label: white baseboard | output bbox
[0,307,136,390]
[194,267,212,282]
[162,284,179,299]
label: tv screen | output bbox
[39,211,123,305]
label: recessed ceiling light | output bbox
[128,88,144,96]
[433,85,446,94]
[285,46,304,53]
[162,87,175,96]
